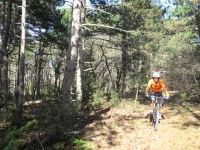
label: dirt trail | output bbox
[80,91,200,150]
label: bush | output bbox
[74,139,95,150]
[109,90,121,108]
[0,119,38,150]
[180,92,187,100]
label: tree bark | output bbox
[0,0,5,84]
[36,42,43,99]
[17,0,26,125]
[121,32,127,98]
[62,0,83,106]
[76,0,85,111]
[1,0,12,93]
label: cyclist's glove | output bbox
[146,93,149,98]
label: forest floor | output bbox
[2,90,200,150]
[75,90,200,150]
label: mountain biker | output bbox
[145,72,169,119]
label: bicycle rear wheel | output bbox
[152,107,159,131]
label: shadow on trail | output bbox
[18,90,200,149]
[177,102,200,127]
[160,91,200,128]
[70,90,200,148]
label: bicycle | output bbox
[149,94,168,131]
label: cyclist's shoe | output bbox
[161,114,165,119]
[158,113,162,120]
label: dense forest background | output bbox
[1,0,200,149]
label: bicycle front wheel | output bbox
[152,107,159,131]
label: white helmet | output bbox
[153,72,160,78]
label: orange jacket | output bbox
[147,79,165,92]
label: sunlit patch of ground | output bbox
[81,91,200,150]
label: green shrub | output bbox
[180,92,187,100]
[109,90,121,108]
[84,80,105,110]
[74,139,95,150]
[54,141,65,149]
[87,89,104,109]
[0,92,15,125]
[0,119,38,150]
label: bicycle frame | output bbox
[152,96,160,131]
[148,94,168,131]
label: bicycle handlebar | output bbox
[149,95,169,100]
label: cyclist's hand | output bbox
[166,94,169,99]
[146,93,149,98]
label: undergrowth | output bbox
[74,139,96,150]
[0,119,38,150]
[86,87,121,110]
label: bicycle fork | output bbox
[153,104,159,122]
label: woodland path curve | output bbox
[79,91,200,150]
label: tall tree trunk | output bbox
[134,59,142,104]
[0,0,5,85]
[76,43,83,110]
[76,0,85,111]
[195,6,200,36]
[121,32,127,98]
[53,51,64,96]
[1,0,12,93]
[62,0,83,106]
[17,0,26,125]
[116,65,122,91]
[36,44,43,99]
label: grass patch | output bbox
[74,139,96,150]
[54,141,65,149]
[132,101,142,110]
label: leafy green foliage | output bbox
[85,80,105,109]
[0,120,38,150]
[170,1,195,18]
[54,141,66,149]
[2,0,200,149]
[85,81,121,109]
[108,90,121,108]
[180,92,188,100]
[0,92,15,125]
[74,139,94,150]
